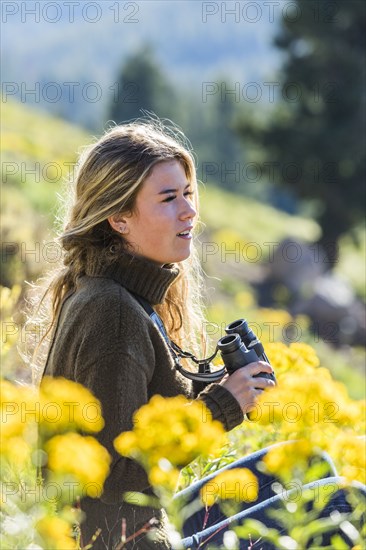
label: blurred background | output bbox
[1,0,365,396]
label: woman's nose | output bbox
[181,200,197,221]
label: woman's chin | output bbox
[172,248,192,264]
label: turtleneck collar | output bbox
[83,248,180,305]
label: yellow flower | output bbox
[265,341,320,379]
[45,433,111,496]
[329,433,366,484]
[1,376,105,458]
[258,308,293,327]
[115,395,225,470]
[212,228,245,251]
[200,468,258,507]
[0,285,22,357]
[149,464,180,492]
[1,380,36,437]
[114,431,138,455]
[255,368,353,439]
[36,516,77,550]
[289,343,320,369]
[235,290,255,310]
[2,436,32,465]
[263,439,314,481]
[40,376,104,434]
[0,379,37,464]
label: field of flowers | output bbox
[1,101,365,548]
[1,280,365,548]
[0,343,366,550]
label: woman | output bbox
[39,120,275,549]
[37,121,361,549]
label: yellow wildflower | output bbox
[255,370,353,440]
[2,436,32,465]
[114,431,138,455]
[258,308,293,327]
[149,464,180,492]
[266,341,320,379]
[329,433,366,484]
[200,468,258,507]
[263,439,314,481]
[1,380,36,437]
[40,376,104,434]
[0,285,22,359]
[45,433,110,497]
[264,342,292,377]
[115,395,225,470]
[36,516,77,550]
[289,342,320,368]
[235,290,255,310]
[212,228,245,252]
[0,380,37,464]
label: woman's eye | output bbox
[162,191,193,203]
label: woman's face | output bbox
[117,160,197,266]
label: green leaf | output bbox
[330,534,352,550]
[123,491,160,509]
[234,518,268,538]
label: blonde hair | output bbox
[28,120,207,383]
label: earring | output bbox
[119,225,127,234]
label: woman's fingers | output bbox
[221,361,275,412]
[246,361,274,377]
[250,376,275,390]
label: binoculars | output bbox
[217,319,276,383]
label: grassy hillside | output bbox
[1,101,89,285]
[199,183,320,244]
[198,184,365,299]
[2,100,365,296]
[2,99,89,213]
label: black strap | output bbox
[129,291,226,383]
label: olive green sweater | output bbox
[43,250,243,549]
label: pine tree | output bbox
[237,0,366,264]
[109,45,177,124]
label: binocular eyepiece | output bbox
[217,319,276,383]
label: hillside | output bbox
[2,99,89,212]
[2,100,364,296]
[2,99,320,277]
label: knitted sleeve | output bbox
[196,384,244,432]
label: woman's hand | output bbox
[220,361,275,415]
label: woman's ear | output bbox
[108,214,129,235]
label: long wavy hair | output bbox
[27,119,207,384]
